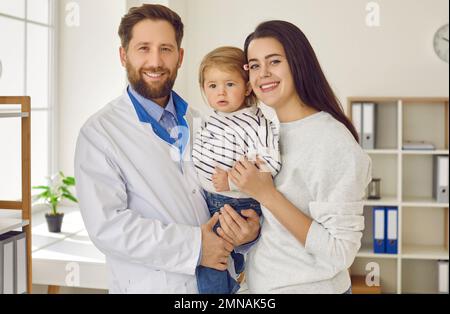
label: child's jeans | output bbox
[196,191,262,294]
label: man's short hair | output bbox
[118,4,184,50]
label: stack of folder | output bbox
[373,207,398,254]
[0,231,27,294]
[352,102,376,149]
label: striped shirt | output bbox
[193,106,281,198]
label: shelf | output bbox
[0,111,30,118]
[351,275,382,294]
[0,96,32,294]
[365,149,399,155]
[402,150,449,155]
[364,196,399,207]
[402,197,449,208]
[356,244,449,260]
[357,244,398,259]
[0,218,30,236]
[402,245,449,260]
[348,96,449,294]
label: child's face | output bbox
[203,67,251,113]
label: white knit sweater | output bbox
[246,111,372,294]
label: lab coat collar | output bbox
[128,86,178,122]
[126,86,190,155]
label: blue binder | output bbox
[373,207,386,253]
[385,207,398,254]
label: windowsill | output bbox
[31,205,107,290]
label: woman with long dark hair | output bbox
[217,20,372,293]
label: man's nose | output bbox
[147,51,164,69]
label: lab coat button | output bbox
[192,189,197,194]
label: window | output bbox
[0,0,55,201]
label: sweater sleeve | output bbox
[304,139,372,272]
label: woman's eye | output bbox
[249,64,259,70]
[270,59,281,65]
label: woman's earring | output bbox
[243,64,249,71]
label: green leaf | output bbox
[61,187,76,199]
[39,190,51,199]
[33,185,50,190]
[62,193,78,203]
[63,177,76,186]
[60,186,70,194]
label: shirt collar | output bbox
[128,85,176,122]
[214,105,258,117]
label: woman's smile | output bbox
[259,81,280,93]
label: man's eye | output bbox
[161,47,172,52]
[139,47,149,52]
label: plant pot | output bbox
[45,213,64,233]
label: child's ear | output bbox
[245,82,253,96]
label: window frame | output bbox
[0,0,57,206]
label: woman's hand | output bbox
[216,204,261,246]
[229,157,276,204]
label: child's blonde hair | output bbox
[199,46,257,107]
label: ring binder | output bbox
[0,231,28,294]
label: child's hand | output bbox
[212,167,230,192]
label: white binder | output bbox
[433,155,449,203]
[0,231,28,294]
[438,260,449,294]
[15,232,27,294]
[352,103,362,145]
[0,233,15,294]
[362,103,376,149]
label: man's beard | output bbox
[126,61,178,102]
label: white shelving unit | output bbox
[348,97,449,294]
[0,97,32,294]
[0,218,30,235]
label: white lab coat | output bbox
[74,90,210,293]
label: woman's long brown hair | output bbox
[244,20,359,142]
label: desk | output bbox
[31,207,107,293]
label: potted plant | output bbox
[32,171,78,233]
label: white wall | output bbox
[58,0,449,176]
[57,0,127,174]
[178,0,449,114]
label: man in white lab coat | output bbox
[74,4,260,293]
